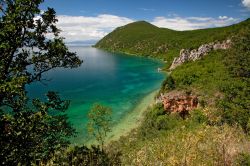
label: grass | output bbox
[106,106,250,166]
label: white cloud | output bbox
[242,0,250,9]
[187,17,212,21]
[53,14,239,42]
[219,16,228,20]
[56,14,133,43]
[151,16,239,31]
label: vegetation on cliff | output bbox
[105,19,250,165]
[95,19,250,68]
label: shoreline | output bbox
[93,46,166,64]
[85,89,158,146]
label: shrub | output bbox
[50,145,121,166]
[190,109,208,124]
[160,75,175,93]
[87,103,112,150]
[236,153,250,166]
[219,26,250,131]
[139,103,165,136]
[155,114,181,130]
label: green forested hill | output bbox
[95,19,250,67]
[103,20,250,165]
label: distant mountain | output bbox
[95,19,250,67]
[66,40,97,46]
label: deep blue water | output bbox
[27,46,164,143]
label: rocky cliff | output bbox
[169,40,231,70]
[157,91,198,117]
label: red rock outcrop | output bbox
[158,91,198,117]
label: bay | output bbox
[27,46,164,144]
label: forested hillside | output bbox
[95,19,250,67]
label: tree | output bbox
[87,103,112,151]
[225,26,250,79]
[0,0,82,164]
[220,25,250,131]
[159,75,175,95]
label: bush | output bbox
[138,104,184,138]
[49,145,121,166]
[236,153,250,166]
[219,27,250,131]
[155,114,181,130]
[159,75,175,93]
[139,104,165,136]
[181,73,200,86]
[190,109,208,124]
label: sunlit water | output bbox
[27,46,164,144]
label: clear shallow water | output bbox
[27,47,164,143]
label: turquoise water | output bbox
[27,47,164,143]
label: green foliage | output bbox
[106,24,250,163]
[87,103,113,150]
[33,91,70,112]
[116,125,248,165]
[0,92,75,165]
[163,24,250,131]
[158,75,175,95]
[219,26,250,131]
[189,109,208,124]
[0,1,248,165]
[219,79,250,130]
[225,26,250,78]
[139,104,163,132]
[236,153,250,166]
[95,19,250,68]
[138,104,209,139]
[155,114,182,130]
[164,25,249,130]
[247,119,250,133]
[0,0,82,165]
[102,18,250,165]
[107,104,248,165]
[137,104,185,140]
[0,0,82,110]
[170,50,230,94]
[51,145,121,166]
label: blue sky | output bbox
[41,0,250,43]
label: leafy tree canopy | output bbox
[87,103,112,151]
[0,0,82,164]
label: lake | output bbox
[27,46,165,144]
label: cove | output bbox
[27,47,165,144]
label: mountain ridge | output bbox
[95,18,250,68]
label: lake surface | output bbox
[27,46,164,143]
